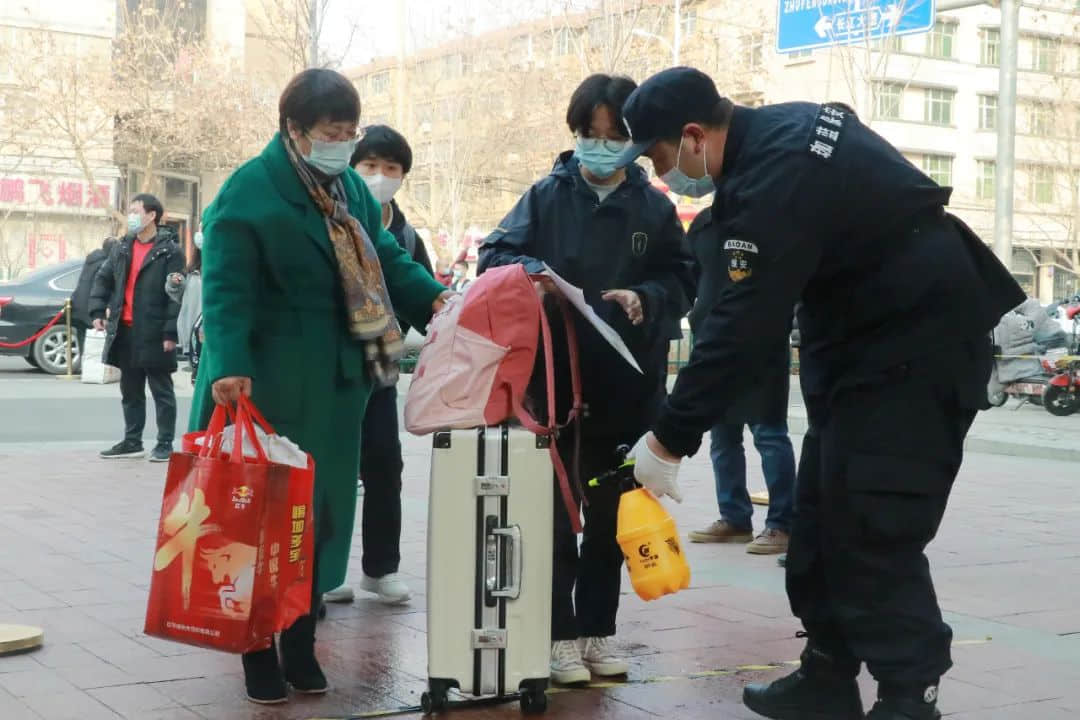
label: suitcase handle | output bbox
[488,525,522,601]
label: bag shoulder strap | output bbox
[512,292,585,534]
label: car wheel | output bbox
[32,326,81,375]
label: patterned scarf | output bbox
[283,136,404,388]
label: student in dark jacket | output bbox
[90,193,184,462]
[71,236,118,353]
[683,207,795,555]
[479,73,695,686]
[321,125,435,609]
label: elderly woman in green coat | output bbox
[189,69,450,705]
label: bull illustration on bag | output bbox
[201,543,257,617]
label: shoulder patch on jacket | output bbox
[806,103,848,162]
[724,238,758,283]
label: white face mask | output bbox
[193,231,204,250]
[361,173,403,205]
[660,136,715,199]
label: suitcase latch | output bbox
[475,475,509,496]
[471,629,507,649]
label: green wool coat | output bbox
[189,134,445,594]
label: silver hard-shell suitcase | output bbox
[423,425,553,714]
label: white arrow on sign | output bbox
[881,3,902,27]
[814,15,833,37]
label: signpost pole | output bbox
[994,0,1020,271]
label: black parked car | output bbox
[0,259,84,374]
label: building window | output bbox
[369,71,390,96]
[980,28,1000,65]
[1032,36,1060,72]
[1012,250,1037,297]
[1030,165,1055,203]
[788,49,813,60]
[742,33,764,70]
[680,8,697,36]
[510,35,532,64]
[588,17,606,47]
[554,28,574,56]
[874,82,903,120]
[923,88,955,125]
[922,155,953,186]
[976,160,996,200]
[873,34,903,53]
[926,21,957,59]
[411,181,431,207]
[1029,103,1054,137]
[978,94,997,130]
[442,54,464,78]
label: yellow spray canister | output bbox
[590,450,691,601]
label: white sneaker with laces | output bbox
[360,573,412,605]
[323,585,355,604]
[550,640,590,685]
[581,636,629,677]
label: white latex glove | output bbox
[628,434,684,503]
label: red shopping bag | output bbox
[144,397,315,653]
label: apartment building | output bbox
[765,2,1080,301]
[349,0,1080,300]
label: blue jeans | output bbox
[709,421,796,533]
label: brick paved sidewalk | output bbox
[0,435,1078,719]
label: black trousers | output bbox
[359,385,404,579]
[115,326,177,446]
[785,339,989,690]
[552,432,630,642]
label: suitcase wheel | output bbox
[421,690,446,715]
[519,684,548,715]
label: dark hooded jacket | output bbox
[479,151,696,440]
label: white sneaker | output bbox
[550,640,590,685]
[323,585,355,604]
[580,636,629,677]
[360,573,412,605]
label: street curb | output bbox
[786,414,1080,464]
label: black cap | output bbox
[614,67,722,167]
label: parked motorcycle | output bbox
[1043,355,1080,417]
[987,371,1047,408]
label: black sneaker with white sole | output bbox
[100,440,145,459]
[149,444,173,463]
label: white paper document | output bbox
[539,263,643,374]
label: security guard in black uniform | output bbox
[619,68,1025,720]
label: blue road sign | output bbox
[776,0,936,54]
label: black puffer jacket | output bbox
[89,227,185,370]
[71,247,109,327]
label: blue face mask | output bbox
[574,137,627,180]
[661,136,715,198]
[304,137,358,176]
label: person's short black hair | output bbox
[566,74,637,137]
[278,68,361,136]
[351,125,413,174]
[131,193,164,226]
